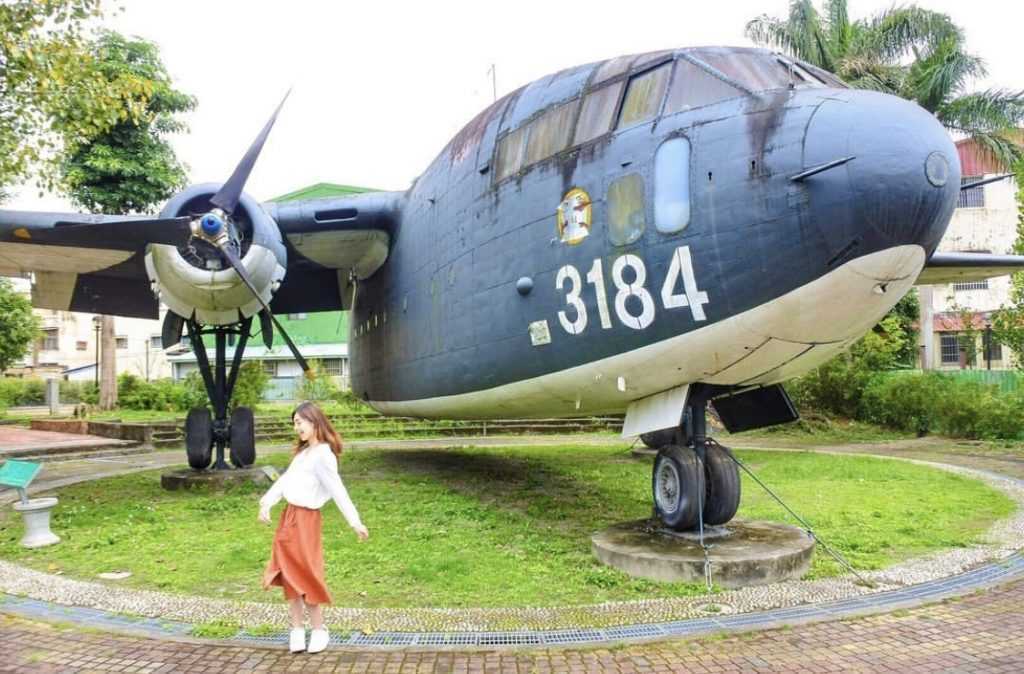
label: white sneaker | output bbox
[289,628,306,653]
[307,628,329,654]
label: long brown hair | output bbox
[291,401,343,458]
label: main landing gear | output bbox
[181,317,257,470]
[649,388,741,531]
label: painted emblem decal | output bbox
[556,188,592,245]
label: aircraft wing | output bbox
[916,252,1024,285]
[0,210,191,318]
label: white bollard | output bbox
[13,497,60,548]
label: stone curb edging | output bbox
[2,551,1021,650]
[1,447,1022,650]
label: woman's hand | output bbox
[354,524,369,542]
[258,506,271,524]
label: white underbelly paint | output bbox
[370,245,926,419]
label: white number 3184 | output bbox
[555,246,708,335]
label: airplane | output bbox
[3,46,1022,532]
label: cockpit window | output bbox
[593,54,635,84]
[524,99,579,166]
[617,63,671,129]
[574,82,623,145]
[696,51,795,91]
[495,125,527,182]
[664,59,743,114]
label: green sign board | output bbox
[0,460,41,490]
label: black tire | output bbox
[229,406,256,468]
[640,428,677,449]
[185,407,213,470]
[652,445,705,531]
[702,443,741,525]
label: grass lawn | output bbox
[0,444,1013,608]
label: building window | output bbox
[76,340,88,351]
[654,137,692,234]
[179,335,191,348]
[940,333,960,364]
[116,336,128,350]
[262,360,278,377]
[617,63,671,129]
[952,279,989,291]
[958,176,985,208]
[323,358,344,376]
[40,328,58,351]
[150,335,163,348]
[983,331,1003,362]
[941,333,979,365]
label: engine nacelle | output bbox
[145,183,287,326]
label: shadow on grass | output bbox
[374,448,642,532]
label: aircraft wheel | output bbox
[702,443,740,525]
[185,407,213,470]
[652,445,705,531]
[229,406,256,468]
[640,428,676,449]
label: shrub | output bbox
[230,361,269,411]
[294,360,341,402]
[0,377,46,406]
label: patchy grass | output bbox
[0,444,1013,607]
[190,619,240,639]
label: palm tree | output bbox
[746,0,1024,168]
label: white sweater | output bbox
[259,443,363,529]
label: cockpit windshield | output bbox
[688,48,847,93]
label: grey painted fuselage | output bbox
[325,48,959,417]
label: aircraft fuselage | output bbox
[343,48,958,418]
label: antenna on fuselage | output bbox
[487,63,496,102]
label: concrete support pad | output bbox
[592,519,815,588]
[160,466,271,491]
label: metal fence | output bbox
[894,368,1021,393]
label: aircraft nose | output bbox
[802,90,960,261]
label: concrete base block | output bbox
[13,497,61,548]
[160,466,272,491]
[592,519,815,588]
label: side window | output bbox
[665,59,742,114]
[495,125,528,182]
[574,82,623,145]
[524,99,579,166]
[617,63,671,129]
[654,138,691,234]
[607,174,646,246]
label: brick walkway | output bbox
[0,578,1021,672]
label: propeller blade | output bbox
[217,242,311,375]
[209,90,291,214]
[2,214,191,251]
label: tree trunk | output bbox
[99,315,117,410]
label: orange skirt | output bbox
[262,504,333,605]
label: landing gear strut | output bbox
[184,317,256,470]
[651,387,741,531]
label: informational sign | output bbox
[0,460,41,504]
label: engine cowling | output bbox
[144,183,287,325]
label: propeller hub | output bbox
[200,212,225,236]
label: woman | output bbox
[259,401,370,654]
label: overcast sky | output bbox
[7,0,1024,212]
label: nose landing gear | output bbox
[651,388,741,531]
